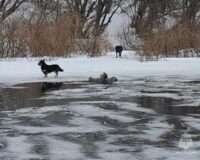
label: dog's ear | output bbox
[43,59,45,61]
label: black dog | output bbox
[38,59,64,77]
[115,45,123,58]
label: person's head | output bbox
[100,72,108,80]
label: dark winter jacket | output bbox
[88,77,118,84]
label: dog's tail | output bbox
[58,67,64,72]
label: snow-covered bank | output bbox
[1,51,200,85]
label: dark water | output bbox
[0,77,200,160]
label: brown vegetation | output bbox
[27,17,75,57]
[0,0,121,58]
[120,0,200,59]
[1,0,200,58]
[140,24,200,58]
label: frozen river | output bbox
[0,76,200,160]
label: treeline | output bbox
[0,0,200,58]
[119,0,200,58]
[0,0,121,57]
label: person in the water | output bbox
[89,72,118,84]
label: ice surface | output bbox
[1,53,200,159]
[1,52,200,85]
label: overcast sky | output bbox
[107,11,129,46]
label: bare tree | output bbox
[64,0,122,38]
[28,0,64,24]
[121,0,200,34]
[0,0,27,22]
[121,0,177,34]
[119,0,200,57]
[0,0,122,57]
[179,0,200,25]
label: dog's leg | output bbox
[44,74,47,78]
[55,72,58,77]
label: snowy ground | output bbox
[0,51,200,85]
[0,51,200,160]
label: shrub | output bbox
[140,23,200,58]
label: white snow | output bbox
[1,51,200,85]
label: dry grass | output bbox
[0,19,30,58]
[26,17,75,57]
[24,14,112,57]
[0,13,111,58]
[140,23,200,58]
[74,36,112,57]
